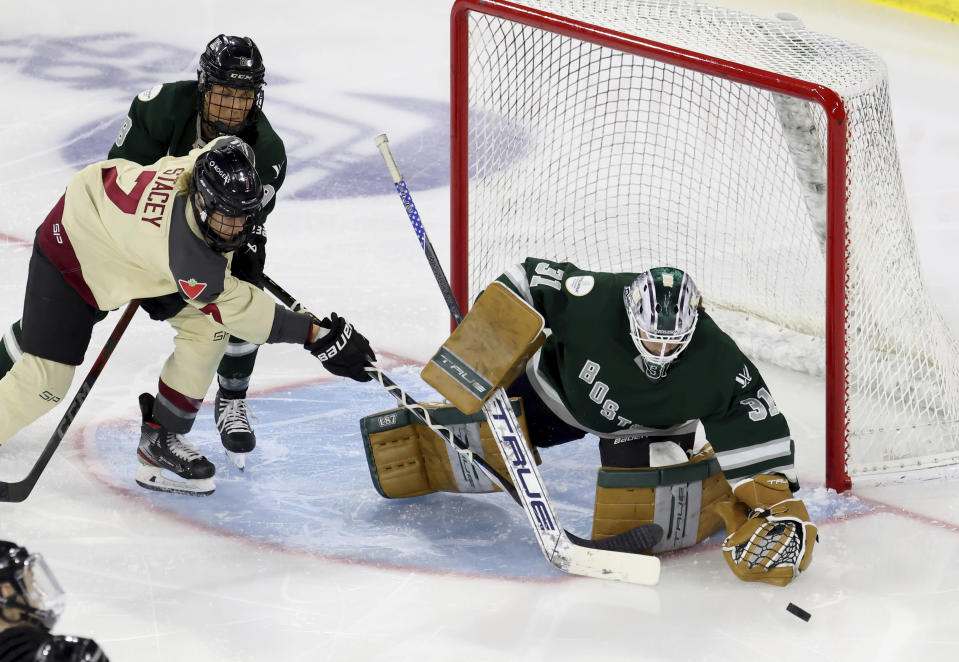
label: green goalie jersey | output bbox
[497,258,795,482]
[108,80,286,222]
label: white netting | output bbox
[456,0,959,478]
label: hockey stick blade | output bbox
[566,524,663,553]
[561,537,663,584]
[0,301,139,502]
[483,388,661,585]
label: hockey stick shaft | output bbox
[373,139,661,583]
[483,388,660,583]
[374,134,463,324]
[0,300,140,502]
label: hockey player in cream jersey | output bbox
[0,138,373,495]
[1,34,286,467]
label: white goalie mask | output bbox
[624,267,701,380]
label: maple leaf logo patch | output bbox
[178,278,207,299]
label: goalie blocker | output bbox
[421,281,545,415]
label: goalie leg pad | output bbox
[421,281,546,414]
[360,398,539,498]
[591,445,732,552]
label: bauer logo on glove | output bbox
[305,313,375,382]
[310,320,354,362]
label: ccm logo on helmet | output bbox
[313,322,354,361]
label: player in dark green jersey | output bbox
[496,257,796,485]
[111,34,287,467]
[362,257,817,584]
[0,35,286,468]
[495,258,817,585]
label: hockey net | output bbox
[449,0,959,491]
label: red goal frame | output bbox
[449,0,853,491]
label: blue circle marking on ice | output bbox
[84,365,869,579]
[85,368,867,579]
[86,367,595,579]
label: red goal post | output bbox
[449,0,959,492]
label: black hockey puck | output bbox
[786,602,811,622]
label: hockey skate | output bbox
[135,393,215,496]
[215,391,257,470]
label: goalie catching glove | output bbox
[306,313,375,382]
[712,474,818,587]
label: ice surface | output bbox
[1,2,957,660]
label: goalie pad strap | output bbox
[422,281,546,414]
[596,454,722,487]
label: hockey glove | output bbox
[713,474,818,587]
[230,223,267,287]
[306,313,375,382]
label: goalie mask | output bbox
[624,267,701,380]
[191,138,263,253]
[197,34,265,137]
[0,541,66,632]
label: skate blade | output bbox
[135,464,215,496]
[225,449,246,471]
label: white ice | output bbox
[1,1,957,660]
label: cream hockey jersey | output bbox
[36,139,307,346]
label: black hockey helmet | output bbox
[0,540,66,631]
[197,34,265,136]
[190,138,263,253]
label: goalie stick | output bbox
[374,134,662,584]
[261,273,661,581]
[0,301,140,502]
[374,135,463,324]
